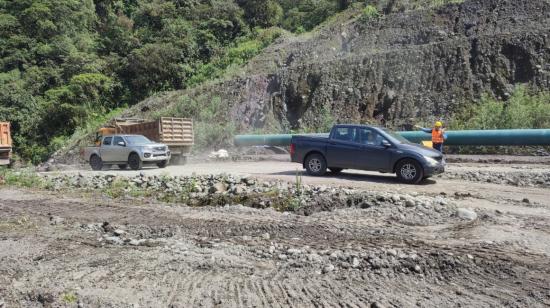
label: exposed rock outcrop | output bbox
[130,0,550,131]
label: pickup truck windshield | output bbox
[125,136,151,144]
[381,129,411,144]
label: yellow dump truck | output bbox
[96,117,194,164]
[0,122,12,166]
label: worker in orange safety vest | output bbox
[415,121,448,153]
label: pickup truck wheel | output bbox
[128,153,142,170]
[329,168,343,174]
[118,164,128,170]
[90,155,103,171]
[396,159,424,184]
[305,153,327,176]
[157,160,167,168]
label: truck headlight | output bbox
[424,156,438,166]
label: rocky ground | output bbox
[1,159,550,307]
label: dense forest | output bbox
[0,0,354,163]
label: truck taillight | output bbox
[290,143,295,156]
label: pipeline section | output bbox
[234,129,550,147]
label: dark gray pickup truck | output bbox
[290,124,445,184]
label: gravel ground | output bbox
[1,160,550,307]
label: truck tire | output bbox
[90,155,103,171]
[118,164,128,170]
[128,153,142,170]
[329,168,343,174]
[157,160,168,168]
[173,155,187,165]
[396,159,424,184]
[305,153,327,176]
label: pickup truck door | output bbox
[355,128,392,171]
[99,136,115,162]
[325,127,363,169]
[112,136,131,162]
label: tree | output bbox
[124,43,185,100]
[238,0,283,27]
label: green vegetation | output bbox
[186,27,284,87]
[360,4,380,21]
[450,86,550,130]
[295,169,303,195]
[447,86,550,154]
[0,167,52,188]
[61,292,78,304]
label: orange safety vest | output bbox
[432,129,444,144]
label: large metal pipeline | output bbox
[234,129,550,147]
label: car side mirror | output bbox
[381,140,391,147]
[117,141,126,147]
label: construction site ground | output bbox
[1,157,550,307]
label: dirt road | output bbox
[1,159,550,307]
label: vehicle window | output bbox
[102,137,112,146]
[381,128,411,144]
[125,135,152,144]
[332,127,356,142]
[357,128,384,146]
[113,136,125,146]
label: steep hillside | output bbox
[126,0,550,143]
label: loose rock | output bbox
[456,208,478,221]
[322,264,335,274]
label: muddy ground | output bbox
[1,159,550,307]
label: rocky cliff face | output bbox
[131,0,550,132]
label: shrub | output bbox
[360,5,380,21]
[450,86,550,130]
[188,27,283,86]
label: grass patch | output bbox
[61,292,77,304]
[0,168,53,189]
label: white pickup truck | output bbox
[82,134,171,170]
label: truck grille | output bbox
[154,146,166,151]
